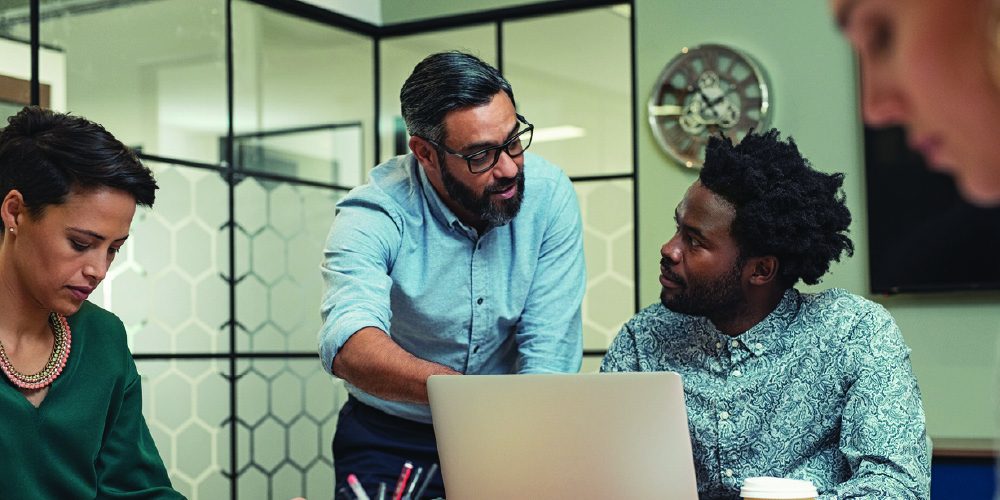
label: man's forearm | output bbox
[332,326,460,404]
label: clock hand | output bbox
[694,87,719,120]
[692,89,736,129]
[707,86,736,107]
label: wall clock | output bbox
[648,44,771,168]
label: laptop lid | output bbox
[427,372,699,500]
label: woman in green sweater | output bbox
[0,106,184,499]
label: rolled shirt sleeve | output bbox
[318,188,400,375]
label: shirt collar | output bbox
[695,288,802,356]
[415,159,478,236]
[736,288,802,356]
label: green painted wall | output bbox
[382,0,1000,440]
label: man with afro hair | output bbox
[602,129,929,499]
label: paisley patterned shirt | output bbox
[601,288,929,499]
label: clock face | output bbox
[648,44,771,168]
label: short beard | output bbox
[439,152,524,227]
[660,256,747,321]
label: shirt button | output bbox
[720,411,729,420]
[716,342,722,349]
[725,469,733,478]
[732,370,741,377]
[755,343,763,350]
[477,298,484,305]
[731,340,739,348]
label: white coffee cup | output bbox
[740,477,818,500]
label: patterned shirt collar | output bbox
[692,288,802,356]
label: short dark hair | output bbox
[699,129,854,287]
[0,106,156,227]
[400,51,515,145]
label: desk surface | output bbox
[932,438,996,458]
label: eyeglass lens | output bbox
[468,127,533,173]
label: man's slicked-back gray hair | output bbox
[400,51,515,145]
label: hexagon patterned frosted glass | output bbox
[139,359,231,500]
[234,178,341,352]
[236,359,348,500]
[92,162,230,354]
[574,180,635,351]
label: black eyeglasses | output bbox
[423,114,534,174]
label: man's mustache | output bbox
[487,171,524,194]
[660,258,685,286]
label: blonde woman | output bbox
[832,0,1000,206]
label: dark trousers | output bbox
[333,395,446,499]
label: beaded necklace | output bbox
[0,312,71,390]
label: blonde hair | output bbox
[990,0,1000,90]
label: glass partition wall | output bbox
[0,0,634,498]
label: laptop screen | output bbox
[427,372,699,500]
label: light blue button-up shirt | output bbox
[601,288,929,500]
[320,153,585,423]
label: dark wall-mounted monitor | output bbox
[865,126,1000,294]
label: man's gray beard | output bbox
[440,160,524,227]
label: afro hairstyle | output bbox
[698,128,854,287]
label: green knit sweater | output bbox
[0,301,184,499]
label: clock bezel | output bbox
[647,44,772,168]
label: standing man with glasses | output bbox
[318,51,585,498]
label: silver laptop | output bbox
[427,372,699,500]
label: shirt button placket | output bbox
[724,468,735,484]
[470,237,486,371]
